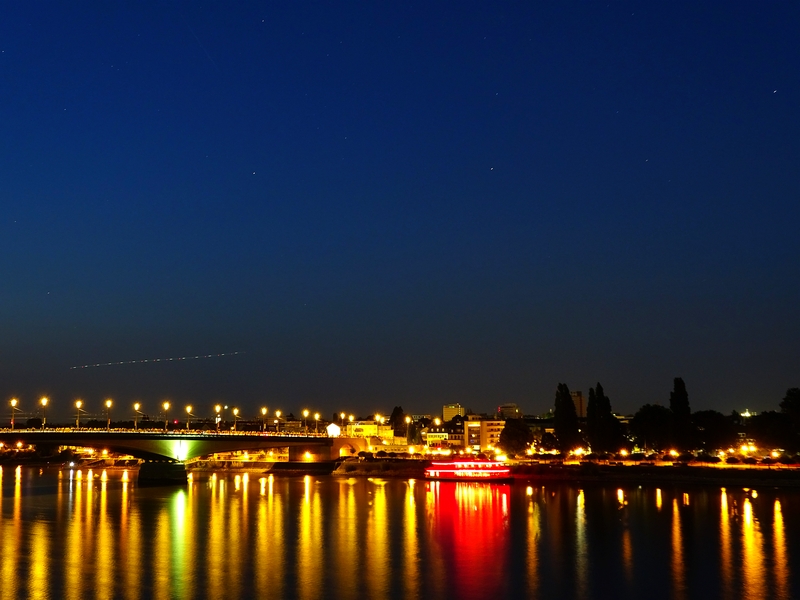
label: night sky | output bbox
[2,3,798,421]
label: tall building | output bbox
[463,415,505,452]
[497,403,520,419]
[442,403,465,422]
[571,391,586,419]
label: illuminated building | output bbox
[442,403,465,422]
[496,403,520,419]
[463,416,505,452]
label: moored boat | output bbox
[424,458,513,481]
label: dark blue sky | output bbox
[2,2,798,421]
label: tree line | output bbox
[499,380,800,456]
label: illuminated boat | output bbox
[424,459,513,481]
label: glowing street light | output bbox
[133,402,142,430]
[405,415,412,437]
[274,409,282,433]
[105,399,113,430]
[232,407,239,431]
[163,401,170,431]
[75,400,84,428]
[340,412,345,426]
[303,409,309,433]
[10,398,18,430]
[261,407,268,432]
[314,412,320,433]
[186,405,193,430]
[40,397,49,429]
[215,404,222,433]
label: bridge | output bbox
[0,429,335,462]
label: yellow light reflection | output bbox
[671,498,685,598]
[298,475,322,600]
[719,488,732,598]
[575,489,587,598]
[656,488,662,510]
[742,497,765,594]
[527,488,541,595]
[28,521,50,599]
[774,500,788,599]
[403,480,420,599]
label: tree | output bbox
[691,410,738,453]
[498,419,534,456]
[748,411,795,452]
[779,388,800,432]
[388,406,406,435]
[630,404,672,452]
[669,378,690,419]
[586,382,624,453]
[553,383,581,452]
[669,377,694,451]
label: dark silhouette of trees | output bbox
[692,410,738,453]
[669,377,695,451]
[748,411,795,451]
[586,382,624,453]
[498,419,534,456]
[630,404,672,451]
[780,388,800,447]
[553,383,581,452]
[388,406,406,435]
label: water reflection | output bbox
[0,469,798,599]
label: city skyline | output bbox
[2,3,798,417]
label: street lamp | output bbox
[405,415,411,437]
[105,399,113,431]
[261,407,268,432]
[75,400,84,428]
[340,412,345,426]
[10,398,18,430]
[303,409,309,433]
[314,412,320,433]
[134,402,142,430]
[186,405,193,430]
[40,397,49,429]
[274,409,282,432]
[215,404,222,433]
[232,407,239,431]
[163,401,170,431]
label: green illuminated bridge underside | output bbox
[0,431,333,461]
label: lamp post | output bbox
[275,410,282,433]
[163,401,170,431]
[405,415,412,438]
[40,397,49,430]
[314,412,320,433]
[232,408,239,431]
[340,412,345,427]
[133,402,142,430]
[10,399,18,430]
[186,405,193,430]
[215,404,222,433]
[105,399,113,431]
[75,400,83,428]
[303,409,309,433]
[261,407,268,432]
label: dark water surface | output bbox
[1,466,798,599]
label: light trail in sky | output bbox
[70,351,244,370]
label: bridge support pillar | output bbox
[288,444,330,462]
[138,460,188,486]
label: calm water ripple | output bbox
[0,466,798,599]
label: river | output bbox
[0,466,798,599]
